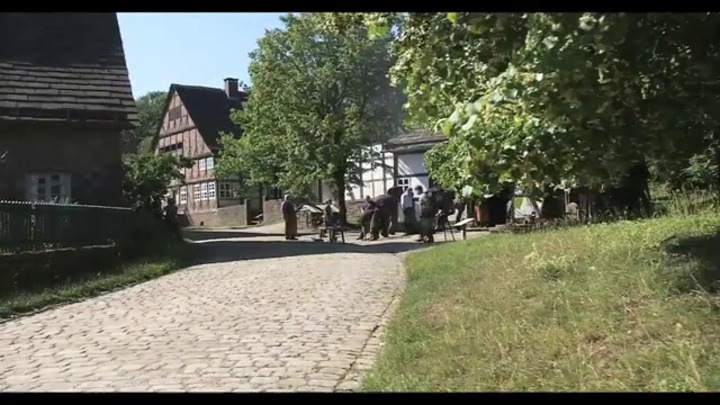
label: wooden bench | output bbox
[452,218,475,240]
[318,224,347,243]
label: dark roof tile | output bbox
[384,128,447,152]
[0,12,136,126]
[170,84,246,148]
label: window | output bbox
[159,142,183,156]
[192,181,217,201]
[200,182,208,200]
[25,173,71,203]
[179,187,188,204]
[267,186,283,200]
[208,182,216,199]
[198,157,214,172]
[219,182,239,199]
[168,106,182,120]
[396,178,410,192]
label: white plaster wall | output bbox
[344,144,394,201]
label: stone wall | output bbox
[262,198,284,225]
[345,199,366,224]
[185,200,251,228]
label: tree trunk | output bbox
[714,144,720,192]
[333,173,347,226]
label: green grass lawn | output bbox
[0,241,196,321]
[364,207,720,391]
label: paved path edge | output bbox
[334,261,406,392]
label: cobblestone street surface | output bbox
[0,224,412,392]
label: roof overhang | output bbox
[0,107,137,129]
[382,139,446,154]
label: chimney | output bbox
[224,77,239,99]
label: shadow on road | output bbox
[183,230,313,241]
[182,228,459,265]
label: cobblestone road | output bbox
[0,224,412,392]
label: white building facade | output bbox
[383,129,447,194]
[344,144,394,201]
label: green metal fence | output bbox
[0,201,137,253]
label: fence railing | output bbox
[0,201,138,254]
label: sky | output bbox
[117,13,287,98]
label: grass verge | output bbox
[364,209,720,391]
[0,241,197,321]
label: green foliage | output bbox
[346,13,720,197]
[122,153,193,206]
[121,90,168,155]
[682,152,720,189]
[216,13,403,215]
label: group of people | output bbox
[404,185,439,244]
[280,185,461,244]
[359,185,439,244]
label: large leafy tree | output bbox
[336,13,720,199]
[216,13,403,222]
[122,153,193,208]
[122,90,168,155]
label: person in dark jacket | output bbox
[418,189,436,243]
[358,196,377,240]
[369,187,403,240]
[370,195,394,240]
[163,197,182,241]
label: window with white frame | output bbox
[208,182,216,199]
[200,182,208,199]
[191,181,218,201]
[25,173,71,203]
[198,156,214,172]
[179,186,188,204]
[218,182,239,199]
[396,178,410,192]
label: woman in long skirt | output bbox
[281,194,298,240]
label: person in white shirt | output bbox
[402,187,417,235]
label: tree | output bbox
[340,13,720,202]
[122,90,168,155]
[122,153,193,208]
[216,13,404,222]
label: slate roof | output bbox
[0,13,136,126]
[383,128,447,153]
[169,84,246,148]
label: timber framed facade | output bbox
[154,78,262,227]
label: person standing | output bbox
[402,188,416,235]
[162,197,182,241]
[454,196,466,224]
[281,194,298,240]
[370,196,392,240]
[418,188,435,243]
[358,196,377,240]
